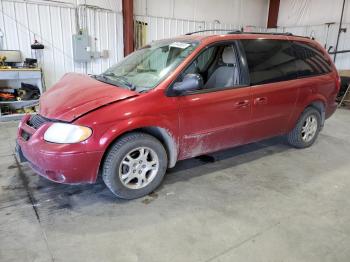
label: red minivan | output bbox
[16,32,340,199]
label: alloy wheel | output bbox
[301,115,318,143]
[118,147,159,189]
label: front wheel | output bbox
[102,132,168,199]
[287,107,321,148]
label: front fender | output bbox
[98,116,179,168]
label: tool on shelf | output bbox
[0,68,43,121]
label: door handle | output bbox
[254,97,268,105]
[234,100,250,109]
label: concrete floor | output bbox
[0,109,349,262]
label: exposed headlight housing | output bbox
[44,123,92,144]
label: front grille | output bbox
[27,114,50,129]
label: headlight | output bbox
[44,123,92,144]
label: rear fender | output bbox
[287,94,327,132]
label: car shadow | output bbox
[162,136,289,185]
[0,135,292,220]
[11,136,290,211]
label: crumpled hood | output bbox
[39,73,138,122]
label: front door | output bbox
[172,42,252,160]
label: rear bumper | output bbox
[16,115,103,184]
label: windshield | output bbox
[94,39,199,92]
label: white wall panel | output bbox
[134,15,205,42]
[134,0,269,27]
[276,0,350,69]
[0,0,123,88]
[134,14,244,44]
[278,0,350,27]
[19,0,121,12]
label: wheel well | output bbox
[308,101,325,126]
[138,127,178,168]
[99,127,178,177]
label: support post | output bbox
[122,0,134,56]
[267,0,280,28]
[334,0,346,62]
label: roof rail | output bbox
[185,30,311,39]
[234,31,312,39]
[229,31,294,36]
[185,29,241,35]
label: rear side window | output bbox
[241,39,298,85]
[292,41,332,78]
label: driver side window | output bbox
[182,46,217,80]
[181,43,242,90]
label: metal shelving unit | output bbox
[0,68,44,122]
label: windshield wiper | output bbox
[102,73,136,91]
[93,74,125,89]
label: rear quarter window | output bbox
[292,41,332,78]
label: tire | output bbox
[102,132,168,199]
[287,107,321,148]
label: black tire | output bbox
[287,107,321,148]
[102,132,168,199]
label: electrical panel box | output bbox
[72,34,91,62]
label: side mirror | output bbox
[173,73,203,94]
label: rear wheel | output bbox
[102,132,167,199]
[287,107,321,148]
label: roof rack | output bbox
[235,32,294,36]
[230,31,311,39]
[185,29,241,35]
[185,30,311,39]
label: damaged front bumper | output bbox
[16,115,103,184]
[15,141,28,163]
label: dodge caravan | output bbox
[16,32,340,199]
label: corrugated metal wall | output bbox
[134,15,205,42]
[0,0,123,88]
[133,0,269,29]
[134,15,248,43]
